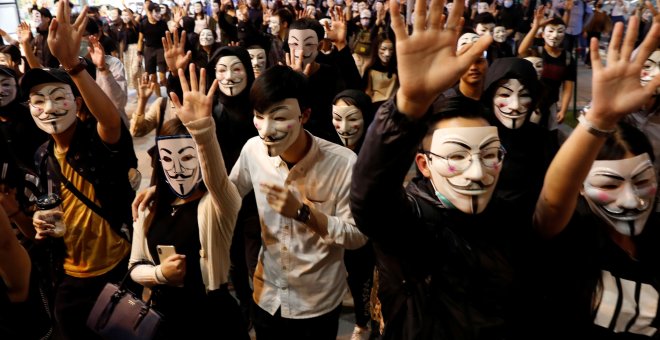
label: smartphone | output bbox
[156,245,177,264]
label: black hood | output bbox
[206,46,256,106]
[482,57,540,128]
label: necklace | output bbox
[171,205,181,216]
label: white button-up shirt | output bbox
[229,132,368,319]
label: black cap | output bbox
[20,67,81,100]
[0,65,16,79]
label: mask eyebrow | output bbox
[178,146,195,154]
[266,105,290,114]
[480,137,500,149]
[593,172,625,181]
[160,148,172,154]
[443,140,471,150]
[631,162,654,180]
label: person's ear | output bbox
[282,21,289,29]
[415,153,432,178]
[75,97,83,113]
[301,107,311,124]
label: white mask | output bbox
[640,50,660,90]
[504,0,513,8]
[582,153,657,236]
[157,135,202,198]
[269,17,281,35]
[427,126,503,214]
[152,9,162,21]
[212,2,220,13]
[0,75,17,107]
[493,26,507,43]
[492,78,533,129]
[199,29,214,46]
[253,98,303,157]
[31,11,42,28]
[194,4,203,13]
[121,13,132,23]
[378,40,394,65]
[288,29,319,68]
[475,23,494,37]
[109,10,119,21]
[477,2,489,13]
[215,55,247,97]
[167,20,177,33]
[332,104,364,147]
[524,56,543,79]
[457,32,479,51]
[28,83,77,135]
[446,2,453,11]
[247,48,267,77]
[542,24,566,48]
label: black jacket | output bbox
[350,98,539,340]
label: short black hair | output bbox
[598,121,656,163]
[473,13,495,26]
[545,17,566,27]
[274,8,294,26]
[422,96,489,150]
[289,18,325,42]
[32,6,53,19]
[148,2,160,12]
[250,65,309,113]
[84,18,101,36]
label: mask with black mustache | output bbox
[28,83,77,135]
[157,135,203,198]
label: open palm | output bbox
[588,16,660,128]
[391,0,491,117]
[170,64,218,124]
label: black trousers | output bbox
[253,303,342,340]
[344,241,375,327]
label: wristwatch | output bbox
[63,56,88,76]
[295,203,311,223]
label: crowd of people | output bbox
[1,0,660,339]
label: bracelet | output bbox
[63,56,88,76]
[577,115,616,138]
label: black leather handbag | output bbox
[86,261,162,340]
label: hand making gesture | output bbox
[47,0,89,69]
[391,0,491,118]
[162,30,192,76]
[170,64,219,124]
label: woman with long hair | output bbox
[362,33,398,112]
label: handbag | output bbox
[86,261,163,340]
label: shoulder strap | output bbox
[46,155,131,241]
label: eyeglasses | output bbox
[425,146,506,172]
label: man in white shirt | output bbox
[229,65,368,340]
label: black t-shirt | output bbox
[140,18,168,48]
[540,47,577,107]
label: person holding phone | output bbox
[128,64,249,339]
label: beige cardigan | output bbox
[129,117,241,291]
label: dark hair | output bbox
[289,18,325,43]
[597,121,656,163]
[87,6,100,14]
[473,12,495,26]
[274,8,294,26]
[32,6,53,19]
[545,17,566,27]
[0,45,22,64]
[364,33,397,77]
[421,96,488,150]
[194,1,206,19]
[250,65,309,113]
[148,2,160,12]
[84,18,101,36]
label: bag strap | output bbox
[45,155,130,241]
[117,260,154,289]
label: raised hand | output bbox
[588,16,660,130]
[162,30,192,74]
[17,22,32,45]
[137,73,157,100]
[88,35,106,68]
[47,0,89,69]
[170,64,218,124]
[325,6,347,49]
[391,0,491,118]
[285,51,312,76]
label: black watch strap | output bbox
[295,204,311,223]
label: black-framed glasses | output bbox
[425,146,506,172]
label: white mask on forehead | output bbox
[288,29,319,68]
[254,98,303,157]
[157,135,202,198]
[543,24,565,48]
[0,75,17,108]
[492,78,533,129]
[332,105,364,148]
[152,9,162,21]
[427,126,502,214]
[28,83,77,135]
[199,29,214,46]
[582,153,657,236]
[457,33,479,51]
[524,56,543,79]
[248,48,267,77]
[493,26,507,43]
[215,55,247,96]
[640,50,660,94]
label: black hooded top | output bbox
[205,46,257,171]
[332,89,375,154]
[482,57,558,220]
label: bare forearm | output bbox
[560,81,574,113]
[21,42,43,69]
[70,69,122,143]
[518,24,538,56]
